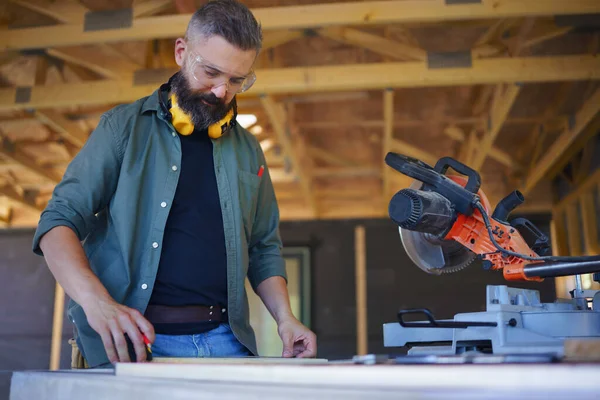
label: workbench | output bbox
[8,358,600,399]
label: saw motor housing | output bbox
[385,153,549,281]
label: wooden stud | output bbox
[382,89,394,198]
[354,224,367,356]
[580,192,600,255]
[49,282,65,371]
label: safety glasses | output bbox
[187,51,256,94]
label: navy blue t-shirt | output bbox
[149,128,227,334]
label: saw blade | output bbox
[399,228,477,275]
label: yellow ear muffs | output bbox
[208,107,235,139]
[169,94,194,136]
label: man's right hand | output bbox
[83,297,155,363]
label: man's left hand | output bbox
[277,317,317,358]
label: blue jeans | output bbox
[152,324,253,358]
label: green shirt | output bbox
[32,88,286,367]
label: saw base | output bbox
[383,285,600,361]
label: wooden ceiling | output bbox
[0,0,599,227]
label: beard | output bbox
[170,71,233,131]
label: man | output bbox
[32,0,316,368]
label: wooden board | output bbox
[115,362,600,391]
[150,357,329,365]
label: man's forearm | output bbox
[39,226,112,310]
[255,276,295,324]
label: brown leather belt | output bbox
[144,304,227,324]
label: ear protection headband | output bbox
[158,76,237,139]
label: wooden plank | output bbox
[0,136,62,183]
[470,83,521,171]
[263,31,304,50]
[354,225,367,356]
[260,95,316,214]
[10,0,88,24]
[444,124,520,169]
[49,283,65,371]
[133,0,172,18]
[382,89,394,198]
[580,192,600,255]
[151,357,328,364]
[391,138,438,167]
[0,184,44,212]
[308,146,357,167]
[522,88,600,195]
[114,362,600,391]
[46,46,139,79]
[318,27,426,61]
[3,0,600,50]
[34,110,88,147]
[564,339,600,362]
[3,54,598,111]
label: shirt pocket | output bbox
[237,169,261,238]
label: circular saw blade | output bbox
[399,227,477,275]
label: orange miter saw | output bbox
[381,152,600,362]
[385,152,600,282]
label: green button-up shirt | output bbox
[32,88,286,367]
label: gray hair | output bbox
[185,0,263,53]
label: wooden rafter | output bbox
[0,184,44,212]
[46,46,140,80]
[318,27,426,61]
[3,0,600,50]
[260,95,316,215]
[522,88,600,195]
[444,125,520,169]
[0,137,61,184]
[308,146,357,168]
[470,83,521,171]
[34,110,88,148]
[391,139,438,167]
[2,55,598,111]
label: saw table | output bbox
[8,359,600,400]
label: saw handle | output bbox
[434,157,481,194]
[397,309,498,329]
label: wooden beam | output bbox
[444,124,520,169]
[46,46,140,79]
[34,110,88,147]
[49,282,65,371]
[382,89,394,197]
[260,95,316,214]
[391,138,438,167]
[554,169,600,212]
[0,184,44,212]
[318,27,426,61]
[10,0,88,24]
[308,146,357,168]
[0,136,62,183]
[2,54,598,111]
[262,31,304,50]
[470,83,521,170]
[3,0,600,50]
[522,88,600,195]
[580,192,600,255]
[133,0,173,18]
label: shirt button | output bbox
[160,201,167,208]
[172,165,178,171]
[141,283,148,290]
[171,131,176,137]
[152,242,159,249]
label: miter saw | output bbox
[381,152,600,363]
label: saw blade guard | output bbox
[394,169,491,275]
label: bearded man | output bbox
[33,0,316,368]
